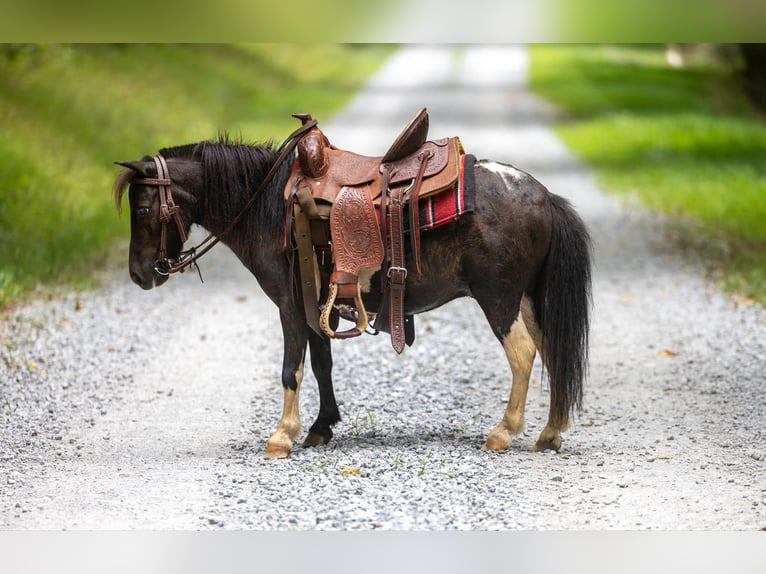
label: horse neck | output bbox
[193,143,288,246]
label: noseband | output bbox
[129,116,318,277]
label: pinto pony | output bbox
[114,125,591,459]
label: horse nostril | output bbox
[130,271,143,285]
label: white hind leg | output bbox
[482,309,536,451]
[520,299,569,451]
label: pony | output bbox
[114,128,591,459]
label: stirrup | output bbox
[319,282,368,340]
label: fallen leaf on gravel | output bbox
[27,361,37,370]
[59,319,69,328]
[580,421,594,427]
[620,294,639,301]
[342,466,361,475]
[658,349,679,357]
[656,456,673,460]
[732,294,754,306]
[664,380,700,392]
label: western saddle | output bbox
[284,108,463,353]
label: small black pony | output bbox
[114,129,591,459]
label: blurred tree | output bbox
[1,44,29,60]
[739,43,766,112]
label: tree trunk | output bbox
[740,44,766,112]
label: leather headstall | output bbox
[131,154,189,275]
[128,117,319,277]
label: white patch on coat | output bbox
[477,160,527,187]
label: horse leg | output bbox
[303,329,341,447]
[520,299,569,451]
[471,285,531,451]
[264,308,308,459]
[482,306,536,451]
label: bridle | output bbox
[131,155,189,275]
[129,116,318,277]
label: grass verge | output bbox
[529,44,766,304]
[0,43,392,309]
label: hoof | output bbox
[481,429,512,452]
[264,433,293,459]
[533,434,562,452]
[303,431,331,447]
[264,444,291,459]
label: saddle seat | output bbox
[289,108,461,209]
[284,108,464,353]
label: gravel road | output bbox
[1,45,765,530]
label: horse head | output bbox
[114,156,201,290]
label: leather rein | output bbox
[130,118,317,277]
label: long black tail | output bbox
[533,193,592,427]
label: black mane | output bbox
[162,136,290,243]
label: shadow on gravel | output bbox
[224,426,575,461]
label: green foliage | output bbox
[530,44,766,303]
[0,44,392,308]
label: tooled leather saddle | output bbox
[284,108,464,353]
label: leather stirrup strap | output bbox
[408,150,431,279]
[387,184,407,354]
[293,203,322,335]
[378,165,391,293]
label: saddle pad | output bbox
[377,154,476,233]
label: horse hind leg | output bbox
[482,307,536,452]
[520,298,569,452]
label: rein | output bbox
[133,117,318,276]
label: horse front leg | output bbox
[264,307,308,459]
[303,329,341,447]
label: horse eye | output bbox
[135,206,150,217]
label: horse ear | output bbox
[114,160,155,177]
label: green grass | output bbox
[0,43,392,308]
[529,44,766,303]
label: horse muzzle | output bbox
[130,266,169,290]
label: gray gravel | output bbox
[1,45,765,530]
